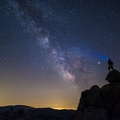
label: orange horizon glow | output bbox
[0,103,77,110]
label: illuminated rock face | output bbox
[67,82,120,120]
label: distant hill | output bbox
[0,105,75,120]
[0,105,33,112]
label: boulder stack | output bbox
[67,70,120,120]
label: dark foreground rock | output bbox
[105,70,120,83]
[66,83,120,120]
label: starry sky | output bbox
[0,0,120,110]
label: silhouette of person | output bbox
[108,59,114,71]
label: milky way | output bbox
[9,0,99,89]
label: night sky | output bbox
[0,0,120,109]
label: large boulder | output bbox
[105,70,120,83]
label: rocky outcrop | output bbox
[105,70,120,83]
[66,70,120,120]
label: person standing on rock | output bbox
[108,59,114,71]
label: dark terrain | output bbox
[0,105,75,120]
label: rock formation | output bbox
[66,70,120,120]
[105,70,120,83]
